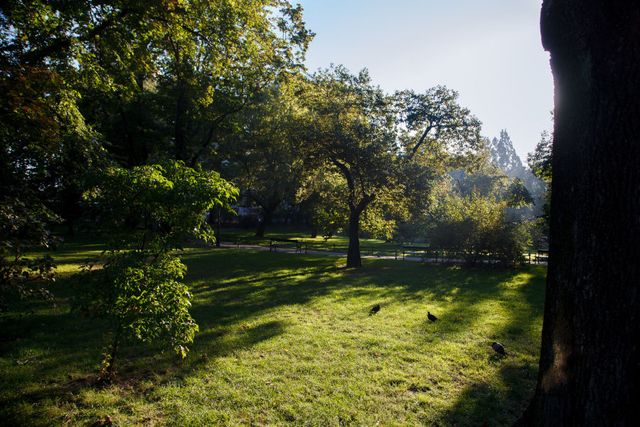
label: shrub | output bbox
[78,161,237,381]
[429,192,531,266]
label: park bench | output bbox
[269,238,303,253]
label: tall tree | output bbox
[152,1,313,166]
[528,130,553,184]
[393,88,484,240]
[223,82,309,237]
[304,67,398,268]
[528,130,553,241]
[1,0,313,167]
[520,1,640,424]
[0,0,312,231]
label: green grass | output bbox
[0,242,546,426]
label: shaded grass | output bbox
[0,244,545,426]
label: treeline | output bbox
[1,1,548,375]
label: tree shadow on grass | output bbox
[0,311,288,425]
[0,251,342,424]
[439,362,538,426]
[340,260,544,426]
[0,249,545,425]
[111,319,288,387]
[442,269,544,426]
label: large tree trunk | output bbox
[520,1,640,425]
[346,208,362,268]
[255,205,275,238]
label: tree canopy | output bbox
[302,66,399,267]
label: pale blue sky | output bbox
[298,0,553,159]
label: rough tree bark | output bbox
[519,1,640,425]
[346,208,363,268]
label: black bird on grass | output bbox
[491,341,507,355]
[369,304,381,315]
[427,311,438,322]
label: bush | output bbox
[78,161,237,380]
[429,192,531,266]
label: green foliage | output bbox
[222,80,310,235]
[79,161,237,378]
[297,169,349,240]
[424,163,534,263]
[360,187,410,241]
[0,45,99,309]
[79,253,196,359]
[86,161,238,251]
[391,88,485,242]
[527,131,552,243]
[148,0,313,163]
[429,189,532,265]
[527,131,553,183]
[395,86,483,162]
[0,195,59,310]
[506,178,534,208]
[454,162,510,198]
[491,220,533,265]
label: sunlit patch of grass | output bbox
[1,244,545,426]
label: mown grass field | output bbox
[0,242,546,426]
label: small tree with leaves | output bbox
[78,161,237,381]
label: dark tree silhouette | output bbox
[519,1,640,425]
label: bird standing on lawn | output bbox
[491,341,507,355]
[369,304,381,315]
[427,311,438,322]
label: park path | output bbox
[216,242,548,265]
[218,242,429,263]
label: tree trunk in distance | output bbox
[255,207,273,238]
[215,207,221,248]
[346,208,362,268]
[519,1,640,425]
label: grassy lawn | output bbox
[0,242,545,426]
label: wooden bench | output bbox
[269,238,303,253]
